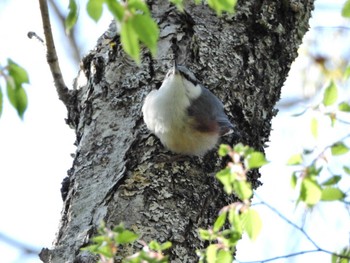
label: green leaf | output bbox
[291,172,298,189]
[331,142,349,156]
[245,152,268,169]
[321,187,345,201]
[228,208,242,234]
[287,153,303,165]
[0,87,3,117]
[115,229,138,244]
[206,244,218,263]
[300,178,322,206]
[120,19,140,63]
[160,241,172,251]
[105,0,124,21]
[213,211,227,232]
[241,209,262,241]
[127,0,150,15]
[217,249,233,263]
[344,64,350,80]
[207,0,237,15]
[310,117,318,138]
[344,166,350,175]
[218,144,230,157]
[95,244,114,258]
[216,168,234,194]
[332,246,350,263]
[322,175,341,186]
[170,0,184,11]
[65,0,79,32]
[338,102,350,112]
[323,81,338,106]
[149,240,162,251]
[342,0,350,17]
[7,59,29,86]
[6,78,28,118]
[87,0,103,22]
[198,228,216,241]
[131,14,159,56]
[234,181,252,200]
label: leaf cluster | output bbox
[65,0,237,63]
[82,222,171,263]
[288,80,350,207]
[0,59,29,119]
[197,144,267,263]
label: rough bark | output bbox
[40,0,314,262]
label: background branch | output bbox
[47,0,81,65]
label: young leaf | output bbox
[234,181,252,200]
[323,81,338,106]
[321,175,341,186]
[65,0,79,32]
[229,208,242,234]
[218,144,231,157]
[206,244,218,263]
[120,19,140,63]
[342,0,350,17]
[291,172,298,189]
[198,229,215,241]
[216,168,233,194]
[128,0,150,15]
[87,0,104,22]
[131,14,159,56]
[241,209,262,241]
[7,59,29,86]
[321,187,345,201]
[300,178,322,205]
[310,117,318,138]
[245,152,268,169]
[115,229,138,244]
[344,166,350,175]
[338,102,350,112]
[170,0,184,11]
[105,0,124,21]
[208,0,237,15]
[217,249,233,263]
[331,142,349,156]
[213,211,227,232]
[160,241,172,251]
[344,64,350,80]
[287,153,303,165]
[6,78,28,118]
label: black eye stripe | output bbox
[178,68,198,85]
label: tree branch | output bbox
[0,232,40,256]
[236,195,350,262]
[38,0,71,107]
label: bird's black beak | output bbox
[173,60,179,75]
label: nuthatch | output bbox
[142,64,234,156]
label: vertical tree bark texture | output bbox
[40,1,314,262]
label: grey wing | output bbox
[187,86,234,136]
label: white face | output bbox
[161,68,202,100]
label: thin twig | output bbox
[236,195,350,263]
[38,0,71,106]
[255,194,319,248]
[27,31,44,44]
[236,249,322,263]
[0,232,40,255]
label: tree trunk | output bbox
[40,0,314,262]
